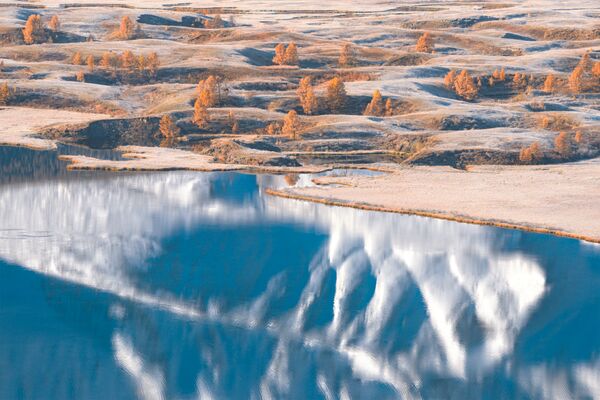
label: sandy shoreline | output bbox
[268,162,600,243]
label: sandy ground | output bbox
[269,160,600,242]
[0,107,108,150]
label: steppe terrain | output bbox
[1,0,599,240]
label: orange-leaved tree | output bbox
[326,77,347,113]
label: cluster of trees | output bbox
[273,42,298,66]
[0,82,14,105]
[415,32,434,53]
[519,130,586,163]
[567,53,600,93]
[22,15,48,45]
[72,51,160,77]
[444,70,479,100]
[363,90,396,117]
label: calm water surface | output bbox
[0,146,599,399]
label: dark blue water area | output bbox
[1,146,600,399]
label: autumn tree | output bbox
[22,15,47,45]
[193,98,209,128]
[146,52,159,76]
[492,68,506,81]
[415,32,433,53]
[0,82,12,105]
[76,71,85,82]
[118,16,135,40]
[136,54,146,73]
[282,110,300,139]
[266,122,280,135]
[453,70,478,100]
[554,131,572,156]
[568,65,584,94]
[121,50,135,70]
[444,69,456,88]
[575,130,583,144]
[364,89,384,116]
[159,114,180,138]
[513,72,527,89]
[71,52,82,65]
[297,76,318,115]
[339,43,354,67]
[326,77,347,113]
[100,52,112,69]
[593,62,600,78]
[49,15,61,32]
[385,98,394,116]
[283,42,299,66]
[204,14,224,29]
[86,55,95,72]
[273,43,286,66]
[543,74,556,93]
[197,75,219,107]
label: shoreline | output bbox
[265,188,600,245]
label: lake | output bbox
[1,146,599,399]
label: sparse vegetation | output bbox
[519,141,542,163]
[339,43,354,67]
[554,131,573,156]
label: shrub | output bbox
[282,110,300,139]
[23,15,47,45]
[159,115,180,138]
[415,32,433,53]
[326,77,347,113]
[554,131,573,156]
[519,141,542,163]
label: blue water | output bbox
[0,147,600,399]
